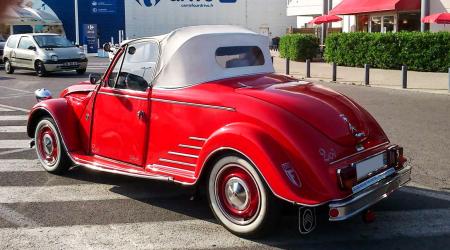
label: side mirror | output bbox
[28,46,36,51]
[103,43,112,52]
[34,88,52,102]
[89,73,101,85]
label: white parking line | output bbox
[0,107,13,112]
[0,148,33,156]
[0,184,178,204]
[0,104,30,113]
[0,116,28,121]
[0,140,30,149]
[0,209,449,249]
[0,126,27,133]
[0,86,34,94]
[0,160,41,172]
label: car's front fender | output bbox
[27,98,81,152]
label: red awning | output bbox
[422,13,450,24]
[308,15,343,25]
[329,0,421,15]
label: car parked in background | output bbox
[2,33,87,77]
[0,36,6,64]
[27,25,411,237]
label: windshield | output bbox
[33,35,74,48]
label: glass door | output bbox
[369,14,397,33]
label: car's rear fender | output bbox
[197,122,326,206]
[27,98,81,152]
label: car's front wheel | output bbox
[35,118,71,174]
[4,59,14,74]
[35,61,47,77]
[207,155,279,238]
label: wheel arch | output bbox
[27,99,81,153]
[196,122,307,205]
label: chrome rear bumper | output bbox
[328,165,412,221]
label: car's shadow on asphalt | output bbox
[59,165,450,248]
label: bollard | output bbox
[402,65,408,89]
[286,58,290,75]
[271,56,274,63]
[306,59,311,78]
[332,62,337,82]
[364,64,370,86]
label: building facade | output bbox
[2,0,296,47]
[287,0,450,33]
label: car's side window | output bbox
[17,37,34,50]
[114,41,159,92]
[6,36,19,48]
[106,51,125,88]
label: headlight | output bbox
[51,55,58,62]
[80,53,86,59]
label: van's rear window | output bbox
[215,46,265,68]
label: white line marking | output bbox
[0,160,41,172]
[0,115,28,121]
[0,184,178,203]
[0,104,30,112]
[402,186,450,202]
[0,209,449,249]
[0,148,33,156]
[0,86,34,94]
[0,204,39,228]
[0,107,13,112]
[0,140,30,149]
[0,94,34,100]
[0,126,26,133]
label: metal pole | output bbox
[332,62,337,82]
[320,0,329,49]
[306,59,311,78]
[286,58,290,75]
[402,65,408,89]
[271,56,274,63]
[364,64,370,86]
[421,0,430,32]
[448,68,450,93]
[75,0,79,45]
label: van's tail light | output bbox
[337,166,357,190]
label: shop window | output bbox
[383,16,395,32]
[371,16,382,32]
[398,12,420,31]
[357,15,369,32]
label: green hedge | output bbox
[279,34,319,61]
[324,32,450,72]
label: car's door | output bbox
[91,40,159,166]
[15,36,36,69]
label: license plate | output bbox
[355,153,387,180]
[63,62,79,67]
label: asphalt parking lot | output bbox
[0,58,449,249]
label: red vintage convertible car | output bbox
[27,25,411,237]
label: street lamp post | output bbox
[75,0,79,45]
[320,0,329,49]
[421,0,430,32]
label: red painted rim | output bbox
[215,164,260,224]
[37,125,58,166]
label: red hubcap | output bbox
[216,165,260,225]
[37,125,58,166]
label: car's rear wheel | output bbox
[4,59,14,74]
[35,118,71,174]
[207,155,279,238]
[35,61,47,77]
[76,68,87,75]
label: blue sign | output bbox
[83,24,98,53]
[91,0,117,14]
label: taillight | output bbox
[337,165,357,190]
[397,147,407,169]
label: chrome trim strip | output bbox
[329,142,389,165]
[189,137,207,142]
[149,164,196,178]
[159,158,196,167]
[168,151,199,159]
[352,167,396,194]
[98,91,148,101]
[179,144,202,150]
[150,98,235,112]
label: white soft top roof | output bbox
[124,25,275,89]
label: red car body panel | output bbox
[27,71,395,206]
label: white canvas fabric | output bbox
[123,25,275,89]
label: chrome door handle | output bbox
[137,111,145,120]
